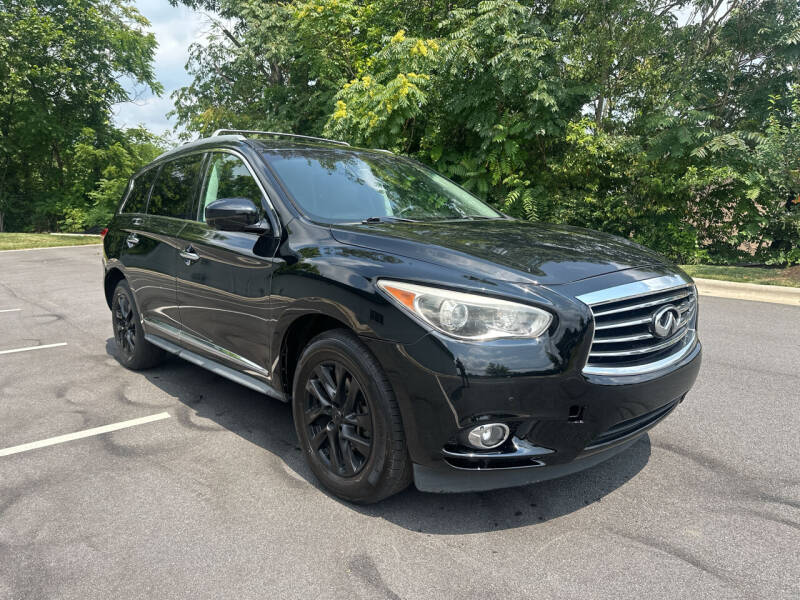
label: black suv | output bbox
[103,130,702,503]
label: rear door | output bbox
[131,153,205,343]
[175,150,281,381]
[116,167,158,303]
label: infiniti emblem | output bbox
[651,305,680,338]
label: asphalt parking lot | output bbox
[0,245,798,600]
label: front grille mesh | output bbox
[584,284,697,373]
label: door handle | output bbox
[132,217,144,226]
[180,246,200,264]
[125,233,140,248]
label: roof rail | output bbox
[210,129,350,147]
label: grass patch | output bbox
[680,264,800,288]
[0,233,102,251]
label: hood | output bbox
[330,219,669,285]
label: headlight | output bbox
[377,280,552,340]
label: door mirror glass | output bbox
[205,197,262,232]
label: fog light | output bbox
[466,423,510,449]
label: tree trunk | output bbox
[595,96,605,127]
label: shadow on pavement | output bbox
[106,338,651,534]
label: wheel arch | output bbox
[276,312,355,397]
[104,267,126,309]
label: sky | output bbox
[112,0,210,135]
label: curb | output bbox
[694,277,800,307]
[0,243,101,253]
[49,233,101,238]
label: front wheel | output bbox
[292,330,412,503]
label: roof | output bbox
[148,131,393,170]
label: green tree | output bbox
[61,127,167,231]
[171,0,800,264]
[0,0,163,231]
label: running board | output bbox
[144,333,287,402]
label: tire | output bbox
[292,329,412,503]
[111,280,166,370]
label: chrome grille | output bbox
[577,275,698,376]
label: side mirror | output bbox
[205,197,268,233]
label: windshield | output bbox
[264,150,503,223]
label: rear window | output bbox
[147,154,204,219]
[121,168,157,214]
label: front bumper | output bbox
[362,332,701,493]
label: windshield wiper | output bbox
[361,216,419,224]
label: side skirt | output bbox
[144,333,287,402]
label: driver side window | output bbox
[198,153,264,222]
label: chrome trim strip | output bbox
[147,146,282,237]
[594,316,652,330]
[179,328,271,379]
[578,273,698,376]
[143,318,183,342]
[589,328,688,357]
[144,333,286,401]
[591,288,692,317]
[199,147,282,237]
[442,437,553,460]
[593,332,654,344]
[582,332,698,376]
[576,273,692,307]
[442,437,553,471]
[143,318,271,380]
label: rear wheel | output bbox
[111,280,165,370]
[292,329,412,503]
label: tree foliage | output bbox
[171,0,800,264]
[0,0,164,232]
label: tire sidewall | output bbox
[292,336,395,501]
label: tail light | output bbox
[100,228,108,239]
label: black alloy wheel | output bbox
[304,361,373,477]
[111,280,165,370]
[113,291,137,356]
[292,329,412,503]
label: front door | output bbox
[175,150,281,382]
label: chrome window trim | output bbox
[147,146,282,237]
[117,178,135,215]
[577,274,698,377]
[119,165,159,215]
[196,148,281,236]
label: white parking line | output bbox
[0,308,22,313]
[0,412,171,457]
[0,342,68,355]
